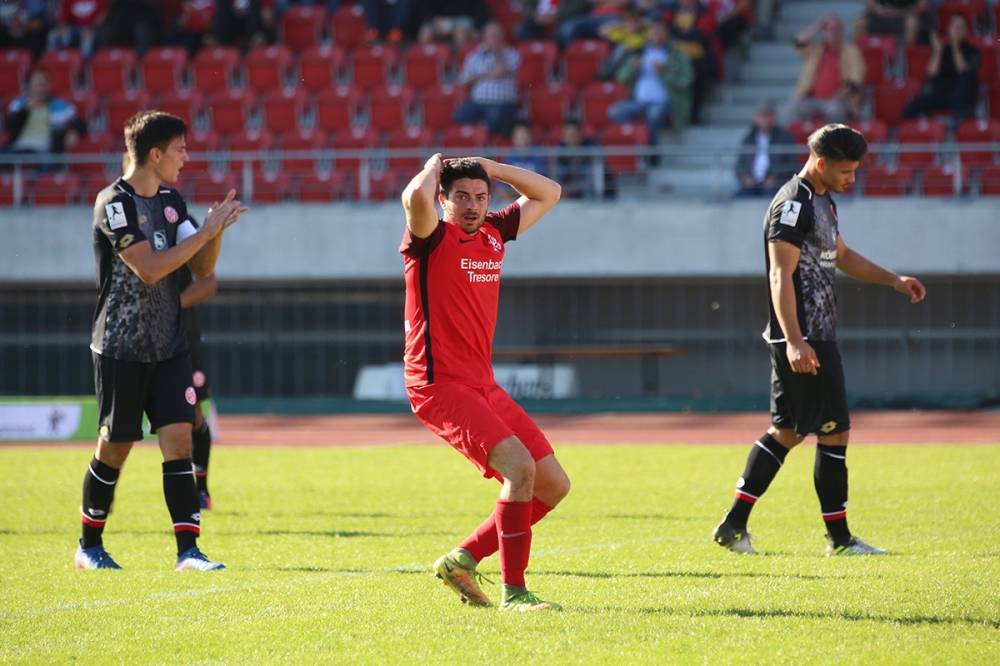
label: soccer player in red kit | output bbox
[401,155,568,611]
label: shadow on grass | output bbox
[618,607,1000,629]
[269,566,427,575]
[533,570,830,581]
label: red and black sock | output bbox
[726,433,789,528]
[815,443,851,543]
[495,499,532,588]
[191,421,211,495]
[162,459,200,555]
[460,497,553,563]
[81,457,120,549]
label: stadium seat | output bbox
[67,132,118,175]
[385,125,434,171]
[580,80,628,130]
[37,49,84,94]
[897,119,947,166]
[88,48,137,94]
[979,165,1000,195]
[349,45,398,90]
[140,47,189,94]
[332,126,379,170]
[33,172,82,205]
[936,0,987,32]
[440,124,489,150]
[0,173,21,206]
[517,40,559,89]
[67,89,102,129]
[600,122,650,174]
[564,40,611,87]
[280,5,327,51]
[525,81,575,131]
[490,2,523,38]
[0,49,32,97]
[368,84,415,132]
[921,164,970,196]
[106,89,152,134]
[262,86,310,133]
[419,83,466,132]
[245,45,294,92]
[402,43,451,90]
[956,118,1000,167]
[227,129,275,171]
[192,47,241,92]
[279,129,328,173]
[786,119,822,144]
[297,170,348,202]
[872,78,922,126]
[361,169,402,202]
[82,174,111,204]
[990,83,1000,120]
[330,3,369,52]
[190,170,239,204]
[157,88,204,128]
[855,36,896,86]
[972,36,998,86]
[298,44,346,92]
[848,118,889,163]
[183,128,222,176]
[862,164,913,195]
[904,44,932,81]
[208,88,257,134]
[251,171,292,203]
[316,85,363,132]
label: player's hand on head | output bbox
[896,276,926,304]
[424,153,443,173]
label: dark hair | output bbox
[807,124,868,163]
[124,111,187,167]
[440,158,490,196]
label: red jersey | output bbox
[400,203,521,388]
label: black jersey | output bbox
[91,177,190,362]
[763,175,840,343]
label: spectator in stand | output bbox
[453,21,521,136]
[597,8,648,78]
[47,0,107,58]
[902,15,980,123]
[0,0,50,58]
[415,0,488,51]
[2,70,86,171]
[788,15,865,124]
[556,120,614,198]
[853,0,928,47]
[555,0,630,47]
[212,0,274,48]
[497,121,548,201]
[95,0,161,57]
[712,0,753,52]
[607,19,695,142]
[358,0,416,44]
[662,0,721,125]
[733,101,800,197]
[517,0,589,42]
[169,0,217,55]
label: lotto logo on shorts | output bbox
[193,371,206,388]
[185,387,197,405]
[164,206,179,223]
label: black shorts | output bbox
[93,351,197,442]
[186,330,211,402]
[769,340,850,437]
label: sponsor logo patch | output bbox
[193,371,206,388]
[164,206,179,223]
[119,233,135,249]
[138,215,148,224]
[779,200,801,227]
[153,230,167,250]
[106,202,127,230]
[99,424,109,437]
[821,420,838,433]
[185,387,197,405]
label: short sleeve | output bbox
[766,195,811,248]
[485,202,521,243]
[400,220,446,258]
[98,195,146,253]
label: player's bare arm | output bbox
[402,153,443,239]
[467,157,561,233]
[768,240,820,375]
[836,235,926,303]
[180,273,218,309]
[188,190,248,278]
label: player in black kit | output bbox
[77,111,247,570]
[712,124,926,556]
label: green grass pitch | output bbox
[2,443,998,664]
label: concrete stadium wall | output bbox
[3,198,998,283]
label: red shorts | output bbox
[407,382,554,480]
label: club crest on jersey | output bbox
[193,371,206,388]
[153,230,167,250]
[106,202,127,230]
[486,234,503,253]
[164,206,179,223]
[185,387,197,405]
[779,200,801,227]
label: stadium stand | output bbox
[402,43,452,90]
[280,5,328,52]
[349,44,398,91]
[36,49,84,94]
[564,39,610,87]
[0,49,32,97]
[863,164,915,196]
[316,86,363,133]
[193,47,242,92]
[329,3,369,53]
[525,82,575,132]
[921,164,971,196]
[88,48,138,94]
[140,47,190,94]
[279,129,328,174]
[517,40,559,89]
[245,45,294,92]
[157,89,205,128]
[208,88,257,134]
[262,86,310,133]
[298,170,348,202]
[298,45,346,92]
[369,85,416,132]
[385,126,435,171]
[580,81,629,130]
[33,172,81,205]
[419,83,467,132]
[897,119,948,167]
[332,126,379,170]
[106,89,152,133]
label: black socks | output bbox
[726,433,789,529]
[815,443,851,543]
[191,421,211,495]
[162,459,200,555]
[81,457,120,549]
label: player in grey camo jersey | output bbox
[713,124,926,557]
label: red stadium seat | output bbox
[316,85,363,132]
[419,83,466,132]
[990,83,1000,120]
[904,44,932,81]
[440,124,489,150]
[848,118,889,164]
[33,172,82,205]
[0,173,21,206]
[190,170,239,204]
[956,118,1000,167]
[855,36,896,86]
[349,44,398,90]
[192,47,241,92]
[921,164,970,196]
[245,45,294,92]
[262,86,309,133]
[972,36,998,86]
[564,40,611,87]
[183,128,222,176]
[786,119,822,144]
[369,84,415,132]
[106,89,152,134]
[517,40,559,89]
[208,88,257,134]
[385,125,434,171]
[299,44,346,92]
[936,0,987,31]
[872,78,922,126]
[897,118,947,166]
[980,165,1000,195]
[402,43,451,90]
[37,49,84,94]
[490,2,523,38]
[525,81,574,131]
[330,3,369,52]
[140,47,189,94]
[67,132,118,176]
[862,164,914,196]
[67,89,102,128]
[297,170,348,202]
[279,129,328,173]
[600,122,649,174]
[332,126,379,170]
[227,129,275,171]
[0,49,33,97]
[251,171,292,203]
[82,174,112,204]
[580,80,628,130]
[88,48,137,94]
[280,5,327,51]
[361,169,402,201]
[157,88,204,127]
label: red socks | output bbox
[496,499,532,587]
[460,497,552,562]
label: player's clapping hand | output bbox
[895,275,926,304]
[202,189,247,238]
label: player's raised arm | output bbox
[472,157,561,234]
[836,235,926,303]
[402,153,443,239]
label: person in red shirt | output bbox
[48,0,108,57]
[400,154,567,612]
